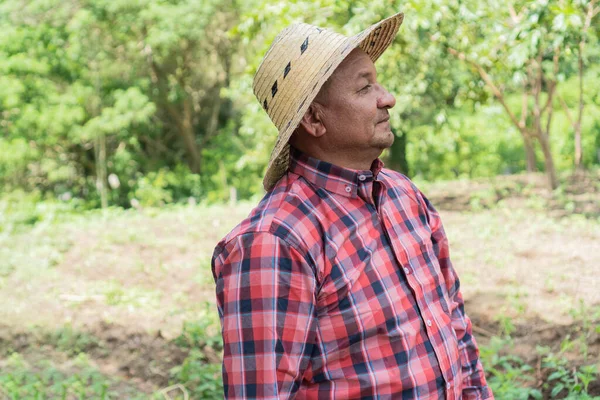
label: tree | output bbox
[0,0,243,206]
[556,0,600,170]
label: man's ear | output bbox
[298,103,326,138]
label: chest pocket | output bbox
[381,203,453,318]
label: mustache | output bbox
[377,114,390,123]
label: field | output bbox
[1,172,599,399]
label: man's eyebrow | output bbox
[356,71,375,80]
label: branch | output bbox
[200,87,224,148]
[140,135,171,154]
[143,41,186,130]
[558,95,575,126]
[577,0,596,128]
[577,42,584,129]
[584,0,599,33]
[541,48,560,115]
[520,89,528,130]
[529,50,543,137]
[544,89,555,136]
[508,3,522,25]
[448,48,524,134]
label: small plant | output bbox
[168,305,224,398]
[538,345,600,398]
[174,303,222,351]
[494,313,516,337]
[101,280,161,309]
[480,337,542,400]
[481,336,600,399]
[567,302,600,360]
[168,350,223,399]
[50,325,100,356]
[0,352,141,399]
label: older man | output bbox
[212,12,493,399]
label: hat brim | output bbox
[263,12,404,191]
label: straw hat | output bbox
[253,12,404,191]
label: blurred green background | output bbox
[1,0,599,398]
[1,0,599,208]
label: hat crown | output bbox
[255,12,404,191]
[252,23,349,131]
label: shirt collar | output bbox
[288,146,384,198]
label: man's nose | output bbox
[377,86,396,109]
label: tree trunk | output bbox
[145,49,201,174]
[388,128,409,175]
[574,126,583,169]
[531,47,559,190]
[180,102,201,174]
[523,133,536,172]
[94,131,108,209]
[573,0,599,169]
[574,39,585,170]
[538,132,558,189]
[179,125,200,174]
[447,49,539,176]
[91,55,108,209]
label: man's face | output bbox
[316,48,396,154]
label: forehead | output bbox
[331,48,376,81]
[315,48,376,102]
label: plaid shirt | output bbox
[212,148,493,399]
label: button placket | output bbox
[382,199,457,397]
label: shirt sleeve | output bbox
[212,232,319,399]
[417,191,494,400]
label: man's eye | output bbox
[359,84,372,92]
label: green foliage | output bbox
[0,0,599,205]
[539,345,599,398]
[50,325,99,357]
[479,326,600,400]
[480,336,600,400]
[170,304,224,398]
[129,166,202,207]
[0,189,89,235]
[101,280,161,309]
[0,353,142,399]
[174,303,223,350]
[479,336,540,399]
[169,351,223,399]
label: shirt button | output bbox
[426,319,432,327]
[345,186,352,193]
[358,174,366,181]
[403,267,410,275]
[446,382,452,389]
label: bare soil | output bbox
[1,171,599,396]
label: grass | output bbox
[0,171,599,398]
[480,304,600,399]
[0,353,143,399]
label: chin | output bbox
[373,130,395,149]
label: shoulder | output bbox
[214,174,320,258]
[378,168,443,230]
[378,168,423,203]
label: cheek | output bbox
[361,104,378,126]
[349,101,377,122]
[331,97,377,127]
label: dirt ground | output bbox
[1,171,599,395]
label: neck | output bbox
[292,145,380,171]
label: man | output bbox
[212,12,493,399]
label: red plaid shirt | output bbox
[212,148,493,399]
